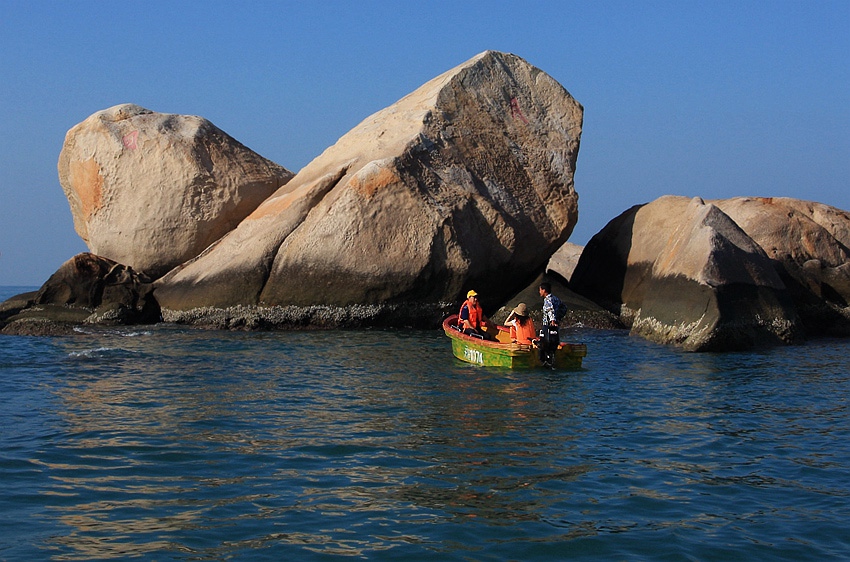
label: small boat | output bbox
[443,314,586,369]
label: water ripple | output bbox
[1,327,849,559]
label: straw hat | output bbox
[506,302,529,323]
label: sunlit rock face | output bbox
[155,51,583,313]
[58,104,293,279]
[546,241,585,282]
[570,196,804,351]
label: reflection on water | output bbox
[1,325,849,560]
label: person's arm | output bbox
[460,304,472,329]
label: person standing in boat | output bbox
[458,290,493,338]
[538,282,565,366]
[506,302,536,344]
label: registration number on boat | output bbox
[463,346,484,364]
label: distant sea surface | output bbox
[2,285,849,560]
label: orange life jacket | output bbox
[458,299,483,330]
[510,318,537,344]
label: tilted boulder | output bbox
[547,241,585,282]
[713,197,850,336]
[155,51,583,318]
[570,196,803,351]
[58,104,293,279]
[1,253,160,334]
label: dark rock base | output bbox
[162,302,456,331]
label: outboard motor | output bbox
[538,325,560,368]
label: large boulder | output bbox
[713,197,850,336]
[1,253,160,334]
[155,51,583,317]
[570,196,803,351]
[58,104,293,279]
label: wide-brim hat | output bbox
[506,302,529,322]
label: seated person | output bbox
[458,290,492,338]
[505,303,536,344]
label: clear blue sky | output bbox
[1,1,848,286]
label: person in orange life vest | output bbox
[458,290,492,337]
[505,302,536,344]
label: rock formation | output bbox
[492,273,623,330]
[570,196,804,351]
[713,197,850,336]
[58,104,293,279]
[1,253,160,335]
[155,51,583,316]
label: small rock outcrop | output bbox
[570,196,804,351]
[1,253,160,335]
[58,104,293,279]
[491,273,623,330]
[155,51,583,315]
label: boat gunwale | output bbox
[442,314,588,359]
[442,315,532,352]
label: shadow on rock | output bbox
[1,253,161,336]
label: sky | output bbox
[1,1,848,286]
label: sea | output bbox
[1,285,849,561]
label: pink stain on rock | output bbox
[510,97,529,124]
[122,130,139,150]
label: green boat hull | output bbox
[443,315,586,369]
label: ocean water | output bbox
[1,286,849,561]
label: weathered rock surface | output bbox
[58,104,293,279]
[570,196,804,351]
[713,197,850,336]
[1,253,160,335]
[155,51,583,315]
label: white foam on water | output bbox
[119,331,152,337]
[67,347,137,359]
[71,327,152,337]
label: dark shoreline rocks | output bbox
[1,253,160,336]
[160,302,456,331]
